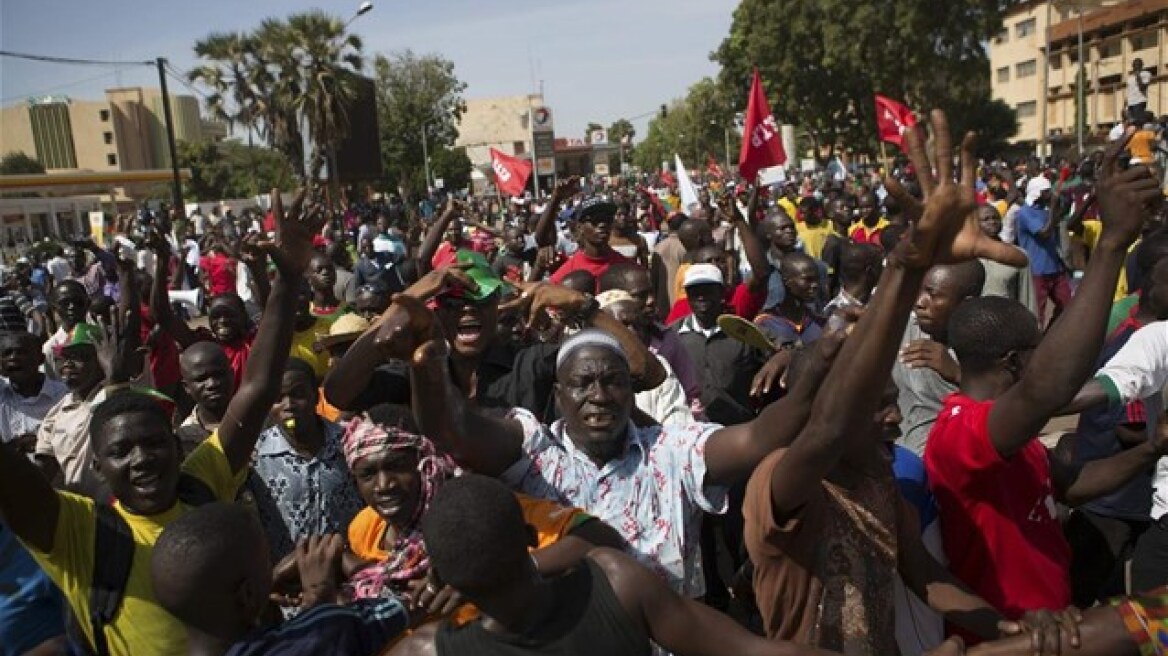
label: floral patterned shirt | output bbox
[501,408,728,597]
[245,420,363,561]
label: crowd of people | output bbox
[1,108,1167,656]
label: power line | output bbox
[0,69,123,103]
[0,49,153,67]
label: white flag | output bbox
[674,154,700,214]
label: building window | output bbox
[997,67,1011,83]
[1016,101,1037,118]
[99,109,110,122]
[1015,18,1037,38]
[995,28,1009,43]
[107,154,117,166]
[1100,39,1122,59]
[1051,55,1062,70]
[1016,59,1037,78]
[103,132,113,145]
[1130,31,1158,52]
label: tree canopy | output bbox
[372,50,467,199]
[713,0,1018,161]
[0,152,46,176]
[189,10,365,182]
[633,77,739,171]
[177,140,294,201]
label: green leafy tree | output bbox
[0,151,46,175]
[429,145,472,193]
[713,0,1016,162]
[633,77,738,170]
[372,50,467,199]
[190,10,364,186]
[177,139,294,201]
[608,119,636,145]
[585,122,605,143]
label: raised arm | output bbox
[720,191,770,293]
[409,332,524,476]
[703,111,983,491]
[146,229,199,348]
[988,133,1161,459]
[416,199,459,276]
[323,265,478,411]
[218,189,324,474]
[514,282,665,391]
[0,436,62,552]
[533,177,579,248]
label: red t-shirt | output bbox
[923,393,1071,620]
[664,283,766,325]
[140,306,180,389]
[548,249,632,289]
[199,253,237,296]
[193,327,256,392]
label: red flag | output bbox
[738,68,787,180]
[659,168,676,188]
[874,94,917,149]
[489,148,532,197]
[706,155,724,178]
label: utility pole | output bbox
[421,124,432,192]
[156,57,184,214]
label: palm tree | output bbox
[189,11,364,190]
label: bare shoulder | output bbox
[383,624,439,656]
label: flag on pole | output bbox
[489,148,533,197]
[706,155,724,178]
[674,154,701,214]
[738,68,787,180]
[874,94,917,150]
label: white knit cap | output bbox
[555,328,628,371]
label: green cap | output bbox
[56,323,103,353]
[454,249,507,301]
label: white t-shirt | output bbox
[1127,70,1152,106]
[1094,321,1168,518]
[46,256,71,284]
[1109,122,1127,142]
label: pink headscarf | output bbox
[342,414,457,599]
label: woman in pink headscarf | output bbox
[341,404,626,616]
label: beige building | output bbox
[1047,0,1166,142]
[990,0,1167,153]
[0,87,221,173]
[455,94,544,169]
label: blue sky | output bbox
[1,0,736,142]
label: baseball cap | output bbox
[576,197,617,222]
[53,323,103,355]
[683,264,724,288]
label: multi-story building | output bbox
[455,94,545,169]
[0,87,221,173]
[990,0,1167,155]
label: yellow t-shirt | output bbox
[1079,219,1133,301]
[23,433,245,656]
[796,221,834,260]
[777,197,798,221]
[1130,129,1156,163]
[848,218,891,245]
[290,318,333,379]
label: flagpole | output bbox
[879,140,890,176]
